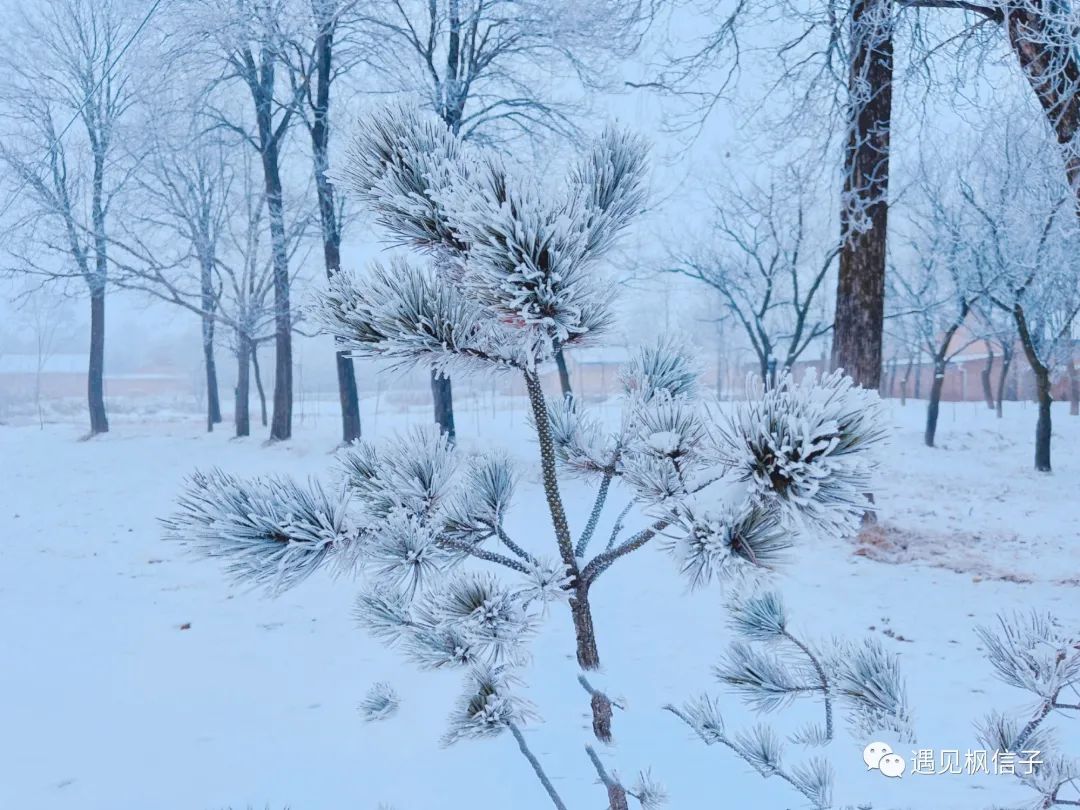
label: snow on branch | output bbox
[670,588,915,809]
[343,103,465,253]
[334,105,649,368]
[661,503,790,589]
[721,369,887,536]
[163,469,354,595]
[618,336,701,401]
[442,665,538,745]
[338,425,458,522]
[974,612,1080,808]
[359,682,400,722]
[315,259,522,374]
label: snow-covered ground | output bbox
[1,397,1077,810]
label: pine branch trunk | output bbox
[523,369,599,670]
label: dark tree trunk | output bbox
[252,345,268,428]
[431,372,456,442]
[247,58,293,441]
[87,288,109,435]
[264,153,292,441]
[235,333,251,438]
[87,141,110,436]
[996,347,1013,418]
[1034,369,1052,472]
[554,346,573,401]
[570,583,600,671]
[203,333,222,432]
[310,7,361,444]
[199,248,222,431]
[914,364,922,400]
[832,0,893,389]
[925,310,966,447]
[925,359,946,447]
[980,340,996,410]
[1014,304,1053,471]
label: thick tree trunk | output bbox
[311,10,361,444]
[235,334,251,438]
[264,166,292,441]
[980,340,996,410]
[996,349,1012,418]
[570,584,600,671]
[431,372,456,442]
[1034,369,1052,472]
[554,346,573,401]
[87,288,109,435]
[925,359,946,447]
[832,0,893,389]
[251,84,293,441]
[252,346,268,428]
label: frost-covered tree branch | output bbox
[669,590,913,809]
[975,612,1080,809]
[165,108,890,809]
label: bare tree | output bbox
[667,166,835,385]
[178,0,318,441]
[636,0,896,390]
[126,117,233,432]
[0,0,146,436]
[283,0,364,443]
[353,0,653,437]
[971,302,1018,418]
[961,122,1080,471]
[889,179,980,447]
[108,142,315,437]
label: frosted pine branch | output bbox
[836,638,914,742]
[359,682,400,722]
[442,665,538,745]
[721,370,887,537]
[163,470,354,595]
[343,103,464,253]
[316,260,522,375]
